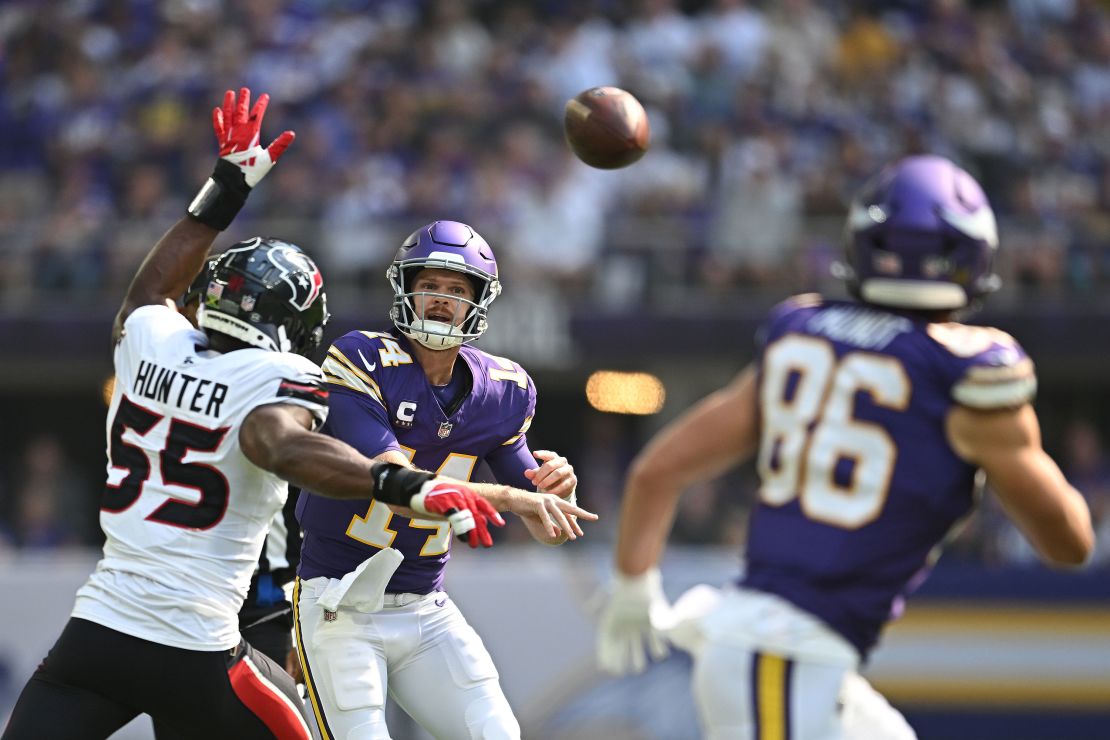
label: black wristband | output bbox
[370,462,434,506]
[186,159,252,231]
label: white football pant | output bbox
[294,578,520,740]
[681,586,916,740]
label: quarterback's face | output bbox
[411,268,475,327]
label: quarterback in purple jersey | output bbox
[294,220,598,740]
[598,155,1094,740]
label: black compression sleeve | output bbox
[186,159,252,231]
[370,462,434,506]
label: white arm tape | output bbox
[408,480,439,516]
[411,481,476,536]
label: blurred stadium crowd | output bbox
[2,0,1110,566]
[5,0,1110,302]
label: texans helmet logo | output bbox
[222,237,324,312]
[266,245,324,311]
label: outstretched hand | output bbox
[510,491,598,543]
[210,87,294,187]
[187,86,293,232]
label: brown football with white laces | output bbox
[563,87,650,169]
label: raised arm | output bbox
[113,88,294,343]
[947,403,1094,566]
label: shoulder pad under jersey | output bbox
[468,348,536,446]
[319,330,411,408]
[757,294,825,348]
[927,323,1037,409]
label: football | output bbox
[563,87,650,169]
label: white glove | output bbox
[597,568,673,675]
[662,584,722,655]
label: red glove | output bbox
[412,481,505,549]
[211,87,294,186]
[187,87,294,231]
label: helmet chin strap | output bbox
[405,320,466,350]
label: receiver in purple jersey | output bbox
[297,329,536,593]
[742,294,1035,658]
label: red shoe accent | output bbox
[229,655,312,739]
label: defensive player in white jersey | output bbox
[597,155,1095,739]
[1,88,503,740]
[183,261,306,682]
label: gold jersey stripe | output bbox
[501,414,534,446]
[324,348,384,399]
[321,356,381,401]
[321,369,375,398]
[953,376,1037,409]
[788,292,824,309]
[320,357,385,407]
[962,358,1035,383]
[928,323,1019,358]
[326,347,382,395]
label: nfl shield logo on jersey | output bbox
[438,422,453,439]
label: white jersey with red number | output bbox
[72,304,328,650]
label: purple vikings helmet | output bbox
[842,155,1001,310]
[387,221,501,350]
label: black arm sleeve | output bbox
[370,462,435,506]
